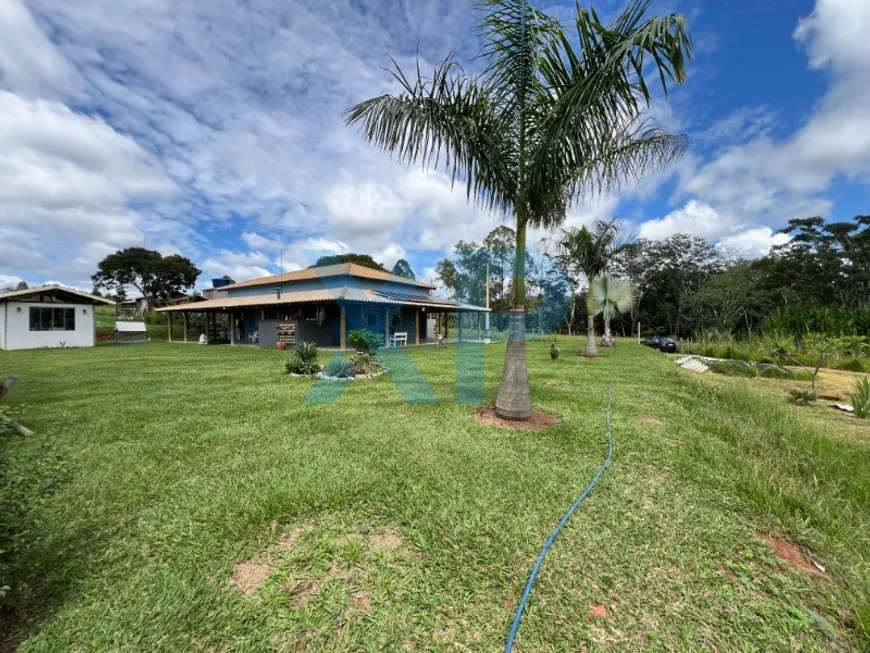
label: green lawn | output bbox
[1,339,868,651]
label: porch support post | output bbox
[183,312,188,342]
[168,311,173,342]
[340,303,347,350]
[230,309,235,345]
[384,306,390,348]
[415,308,420,345]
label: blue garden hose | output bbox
[504,382,615,652]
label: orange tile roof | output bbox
[222,263,436,291]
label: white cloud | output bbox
[794,0,870,75]
[717,227,791,257]
[0,0,80,97]
[677,0,870,228]
[637,200,729,240]
[241,232,272,250]
[0,274,25,290]
[200,257,272,284]
[374,243,406,269]
[0,88,179,286]
[324,182,406,236]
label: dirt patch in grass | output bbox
[230,561,271,595]
[587,604,610,619]
[475,406,562,430]
[351,590,372,609]
[758,533,824,575]
[369,532,404,550]
[637,416,664,426]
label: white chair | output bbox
[391,332,408,347]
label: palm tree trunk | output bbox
[495,219,532,420]
[603,313,613,346]
[584,283,598,357]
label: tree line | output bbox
[434,213,870,341]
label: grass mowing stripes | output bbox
[0,339,868,650]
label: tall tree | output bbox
[559,218,625,356]
[483,225,516,308]
[435,241,490,305]
[612,234,725,337]
[346,0,691,420]
[92,248,201,312]
[392,259,416,280]
[312,253,386,271]
[771,215,870,309]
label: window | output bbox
[362,306,381,328]
[29,307,75,331]
[391,310,404,327]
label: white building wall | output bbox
[2,302,95,350]
[0,303,6,350]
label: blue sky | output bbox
[1,0,869,292]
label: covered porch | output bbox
[156,289,488,349]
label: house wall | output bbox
[251,303,418,348]
[343,303,418,346]
[0,303,6,350]
[257,305,343,349]
[1,302,95,350]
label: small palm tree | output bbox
[593,276,635,346]
[346,0,691,419]
[559,218,626,356]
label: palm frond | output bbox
[559,216,623,281]
[593,275,635,317]
[526,1,692,212]
[344,55,514,215]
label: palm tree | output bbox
[559,218,625,357]
[345,0,692,420]
[593,275,635,345]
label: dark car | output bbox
[640,336,677,353]
[656,338,677,353]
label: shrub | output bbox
[294,341,318,362]
[840,358,870,373]
[709,360,758,378]
[286,354,319,375]
[788,388,818,406]
[850,377,870,419]
[323,356,354,378]
[285,342,319,375]
[348,350,382,375]
[348,329,382,354]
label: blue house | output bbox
[156,263,488,348]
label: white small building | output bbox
[0,284,114,351]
